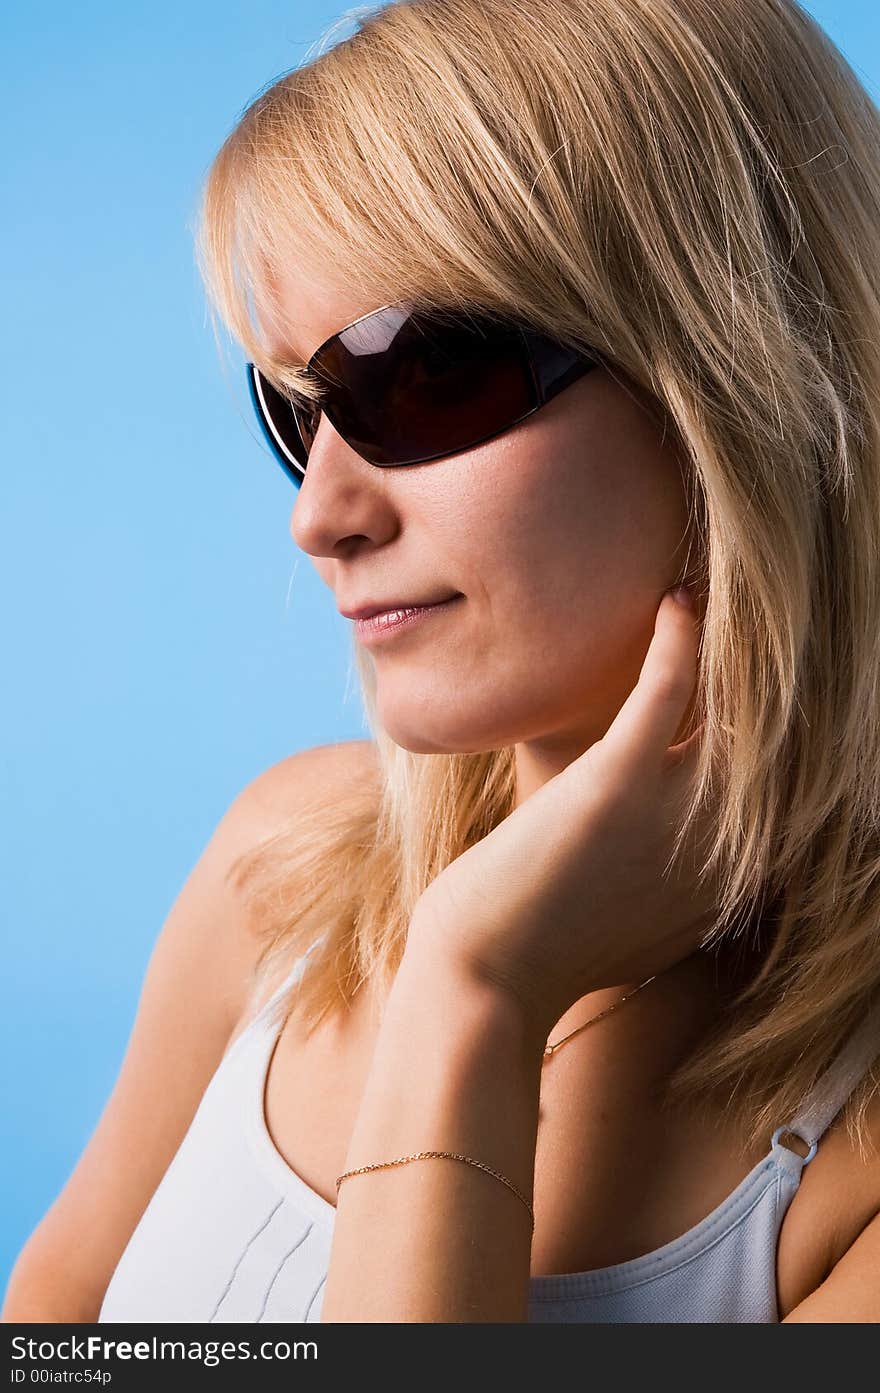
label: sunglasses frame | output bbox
[245,299,603,489]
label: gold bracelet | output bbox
[336,1150,535,1227]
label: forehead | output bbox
[258,254,390,366]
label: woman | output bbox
[5,0,880,1323]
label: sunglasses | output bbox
[245,299,603,489]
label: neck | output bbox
[543,935,760,1075]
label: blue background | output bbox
[2,1,877,1292]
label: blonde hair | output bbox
[194,0,880,1159]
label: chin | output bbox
[375,704,509,756]
[383,728,498,756]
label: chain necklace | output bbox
[541,973,658,1063]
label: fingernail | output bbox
[671,584,695,610]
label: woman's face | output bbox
[268,261,697,801]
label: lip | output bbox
[339,594,461,620]
[354,596,464,644]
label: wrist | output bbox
[394,922,550,1065]
[325,920,544,1322]
[341,928,544,1222]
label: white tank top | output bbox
[99,942,880,1323]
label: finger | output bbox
[599,587,701,779]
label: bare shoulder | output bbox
[821,1087,880,1252]
[777,1078,880,1317]
[241,739,379,825]
[0,739,378,1321]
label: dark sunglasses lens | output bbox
[247,363,312,488]
[312,308,536,468]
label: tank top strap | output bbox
[250,933,328,1027]
[776,998,880,1159]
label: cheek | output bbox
[462,438,684,618]
[455,407,689,692]
[438,369,690,639]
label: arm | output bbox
[321,932,880,1324]
[781,1207,880,1321]
[2,740,376,1324]
[781,1211,880,1321]
[782,1094,880,1324]
[320,934,546,1323]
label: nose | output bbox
[288,413,396,558]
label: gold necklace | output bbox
[541,974,658,1063]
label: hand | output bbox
[406,587,720,1036]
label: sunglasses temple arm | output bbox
[521,330,600,405]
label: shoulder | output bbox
[222,741,379,1024]
[780,1075,880,1305]
[0,745,379,1318]
[780,1090,880,1319]
[241,740,379,813]
[228,740,381,947]
[822,1086,880,1253]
